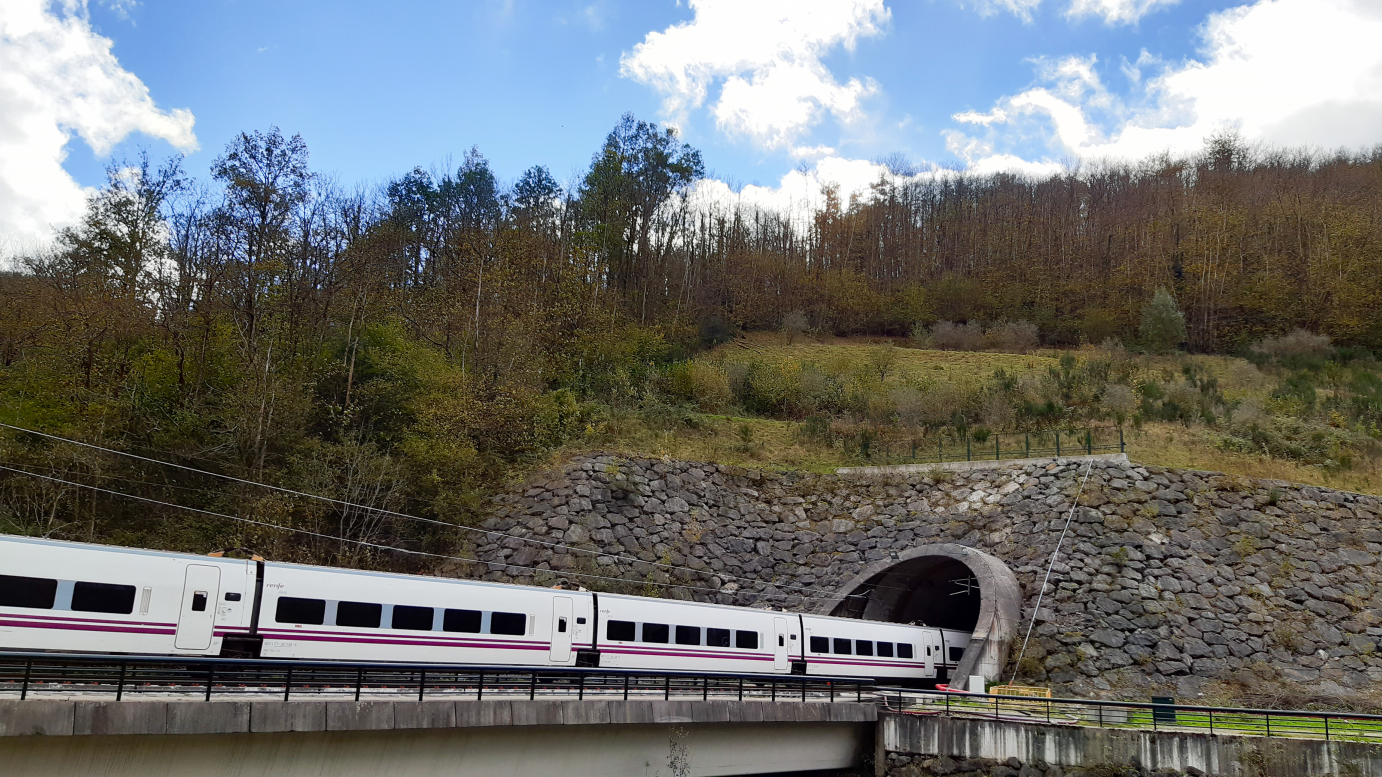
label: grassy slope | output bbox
[575,333,1382,496]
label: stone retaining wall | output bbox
[463,454,1382,705]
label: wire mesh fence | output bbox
[835,427,1125,465]
[879,688,1382,744]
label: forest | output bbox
[1,113,1380,575]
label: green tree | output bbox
[1140,288,1186,354]
[579,113,703,301]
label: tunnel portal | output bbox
[820,544,1023,683]
[830,556,982,632]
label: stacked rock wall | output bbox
[463,454,1382,705]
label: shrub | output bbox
[1139,288,1186,354]
[987,320,1040,353]
[1253,328,1333,360]
[931,320,984,351]
[781,310,809,344]
[687,361,732,412]
[1100,384,1137,425]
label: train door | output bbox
[549,596,573,663]
[932,632,947,680]
[174,564,221,651]
[772,617,789,672]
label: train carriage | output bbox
[0,534,968,685]
[256,562,595,666]
[0,535,255,656]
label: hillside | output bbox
[579,331,1382,497]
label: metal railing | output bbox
[841,427,1125,465]
[879,687,1382,744]
[0,652,871,705]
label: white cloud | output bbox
[1066,0,1179,25]
[620,0,888,153]
[969,0,1175,24]
[967,0,1043,23]
[0,0,196,251]
[948,0,1382,170]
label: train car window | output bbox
[832,638,852,655]
[444,609,482,633]
[809,636,829,653]
[897,643,914,659]
[706,627,731,647]
[735,631,758,650]
[276,597,326,625]
[0,575,58,610]
[490,612,527,635]
[71,582,136,614]
[607,620,635,641]
[641,623,670,643]
[392,605,434,631]
[336,601,382,629]
[949,646,965,662]
[856,640,873,656]
[877,641,894,658]
[675,625,701,645]
[191,592,208,612]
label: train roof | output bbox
[1,534,954,633]
[0,532,251,564]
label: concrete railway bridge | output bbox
[4,543,1376,776]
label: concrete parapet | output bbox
[0,698,878,738]
[880,711,1382,777]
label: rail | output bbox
[878,687,1382,744]
[0,652,872,705]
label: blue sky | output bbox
[4,0,1382,248]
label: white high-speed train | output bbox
[0,534,970,683]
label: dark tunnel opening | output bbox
[831,556,982,631]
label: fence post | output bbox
[1025,434,1030,458]
[625,674,631,701]
[771,678,776,701]
[996,435,1000,461]
[477,671,484,701]
[738,677,743,701]
[578,673,585,700]
[1120,426,1125,453]
[21,659,31,700]
[418,670,426,702]
[115,661,125,701]
[1086,431,1092,455]
[1325,716,1330,742]
[355,669,363,701]
[829,681,834,703]
[206,665,215,702]
[938,439,943,463]
[665,675,671,701]
[966,436,971,461]
[1208,709,1213,735]
[703,676,709,701]
[1266,714,1271,738]
[802,679,807,701]
[1055,431,1061,458]
[530,672,537,700]
[284,666,292,702]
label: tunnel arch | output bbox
[817,544,1022,684]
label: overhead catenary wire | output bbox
[0,463,759,598]
[0,421,851,600]
[1006,457,1095,687]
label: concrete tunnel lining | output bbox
[817,544,1023,684]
